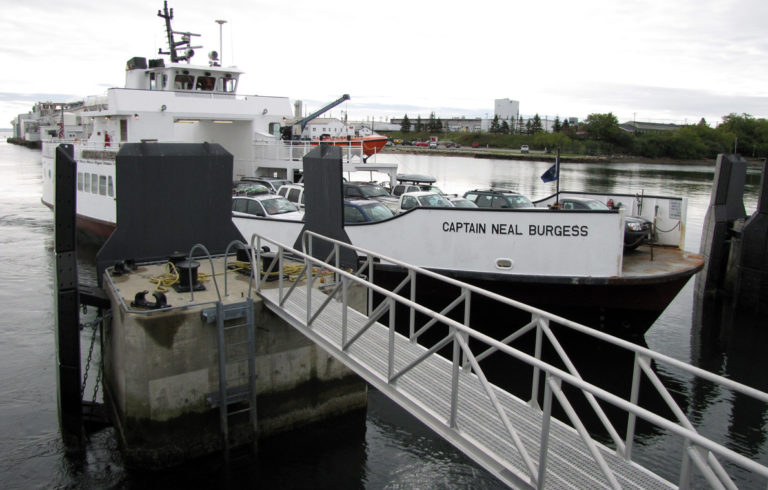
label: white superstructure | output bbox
[40,3,294,236]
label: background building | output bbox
[494,98,520,122]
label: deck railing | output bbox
[246,229,768,489]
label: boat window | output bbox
[83,173,90,192]
[269,122,281,136]
[108,176,114,197]
[91,174,99,194]
[174,74,195,90]
[195,76,216,91]
[149,72,158,90]
[98,175,107,195]
[77,172,84,191]
[221,76,236,93]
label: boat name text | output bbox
[442,222,589,237]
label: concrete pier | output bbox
[101,256,367,468]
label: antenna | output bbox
[156,2,202,63]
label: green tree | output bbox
[553,116,562,132]
[490,115,501,134]
[501,120,510,134]
[531,114,543,133]
[400,114,411,133]
[582,112,632,150]
[525,119,532,135]
[427,112,437,132]
[415,115,423,132]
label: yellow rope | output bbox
[147,259,345,291]
[149,261,180,293]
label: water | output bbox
[1,136,766,488]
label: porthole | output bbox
[495,258,513,270]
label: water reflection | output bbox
[692,294,768,462]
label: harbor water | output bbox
[1,134,766,488]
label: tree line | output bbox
[395,112,768,160]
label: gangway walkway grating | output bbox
[247,230,768,489]
[260,285,671,489]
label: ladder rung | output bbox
[227,407,254,417]
[224,322,249,331]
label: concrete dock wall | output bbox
[102,262,367,469]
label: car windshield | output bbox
[417,194,452,207]
[506,194,534,208]
[450,199,477,208]
[564,199,609,211]
[360,185,390,198]
[261,197,299,215]
[362,203,394,221]
[581,200,610,210]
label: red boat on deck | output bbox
[312,134,388,158]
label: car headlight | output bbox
[626,222,644,231]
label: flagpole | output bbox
[555,148,560,207]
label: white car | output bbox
[232,194,304,220]
[520,145,530,153]
[276,183,305,209]
[398,191,453,213]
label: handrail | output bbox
[247,229,768,487]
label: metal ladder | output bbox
[203,299,258,459]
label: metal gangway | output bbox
[245,230,768,489]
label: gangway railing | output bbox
[244,230,768,489]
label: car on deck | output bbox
[232,194,304,221]
[238,176,293,193]
[557,197,652,250]
[344,200,396,223]
[398,191,454,213]
[462,189,535,209]
[343,182,400,211]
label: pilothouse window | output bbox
[174,74,194,90]
[221,76,236,93]
[196,76,216,91]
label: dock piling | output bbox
[54,144,84,450]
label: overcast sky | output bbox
[3,0,768,128]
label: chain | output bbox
[80,316,102,400]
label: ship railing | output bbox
[245,229,768,489]
[534,191,687,248]
[252,140,366,164]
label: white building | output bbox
[302,118,351,140]
[494,98,520,122]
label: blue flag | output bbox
[541,163,559,183]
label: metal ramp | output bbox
[261,285,669,488]
[246,231,768,489]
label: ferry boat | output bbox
[233,151,705,337]
[39,2,397,239]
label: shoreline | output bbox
[381,146,764,166]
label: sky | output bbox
[2,0,768,128]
